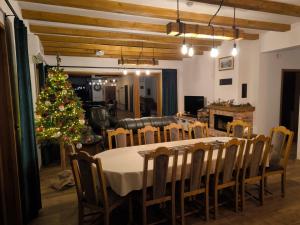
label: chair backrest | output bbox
[215,139,245,185]
[181,143,213,192]
[188,121,209,139]
[142,147,178,201]
[242,135,271,179]
[163,123,184,142]
[227,120,251,139]
[70,151,108,208]
[138,125,161,145]
[107,128,134,149]
[269,126,294,168]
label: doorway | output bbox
[280,70,300,159]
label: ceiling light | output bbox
[136,70,141,76]
[145,70,150,76]
[181,43,188,55]
[118,58,158,66]
[231,43,238,56]
[210,47,219,58]
[188,47,194,57]
[123,69,128,75]
[95,50,104,56]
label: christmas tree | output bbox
[35,66,85,145]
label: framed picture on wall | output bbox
[219,56,234,71]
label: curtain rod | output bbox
[4,0,19,19]
[48,65,165,70]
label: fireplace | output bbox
[214,115,233,131]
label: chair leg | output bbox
[241,183,245,212]
[181,197,185,225]
[78,204,84,225]
[264,177,268,195]
[104,211,110,225]
[128,197,133,225]
[142,205,147,225]
[281,172,286,198]
[235,185,239,213]
[205,191,209,222]
[260,179,264,206]
[172,198,176,225]
[214,190,218,219]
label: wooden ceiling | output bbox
[17,0,300,61]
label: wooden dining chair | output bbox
[107,128,134,149]
[164,123,185,142]
[138,125,161,145]
[212,138,245,219]
[180,143,213,224]
[240,135,271,211]
[69,151,132,225]
[188,121,209,139]
[142,147,178,225]
[227,120,251,139]
[265,126,294,197]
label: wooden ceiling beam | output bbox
[191,0,300,18]
[40,40,210,53]
[44,51,183,60]
[18,0,290,31]
[43,47,199,58]
[38,34,184,49]
[22,10,258,40]
[30,25,221,46]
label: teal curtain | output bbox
[14,18,41,224]
[162,69,178,116]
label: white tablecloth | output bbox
[95,137,235,196]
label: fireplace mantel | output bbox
[207,104,255,136]
[207,105,255,113]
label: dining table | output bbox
[94,136,240,196]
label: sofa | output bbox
[116,116,177,133]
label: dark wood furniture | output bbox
[265,126,294,197]
[70,151,132,225]
[142,147,178,225]
[180,142,213,224]
[138,125,161,145]
[213,139,245,219]
[240,135,271,210]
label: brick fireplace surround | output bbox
[207,105,255,136]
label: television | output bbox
[184,96,205,116]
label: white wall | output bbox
[181,52,215,106]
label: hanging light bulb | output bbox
[188,47,194,57]
[136,70,141,76]
[181,43,188,55]
[210,47,219,58]
[123,69,128,75]
[145,70,150,76]
[231,43,238,56]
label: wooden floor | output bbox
[30,160,300,225]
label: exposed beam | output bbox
[44,47,197,59]
[22,10,258,40]
[41,41,206,54]
[38,34,185,49]
[22,9,164,33]
[30,25,221,46]
[44,51,183,60]
[18,0,290,31]
[191,0,300,18]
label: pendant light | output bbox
[210,26,219,58]
[188,46,194,57]
[231,7,239,57]
[123,69,128,75]
[145,70,150,76]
